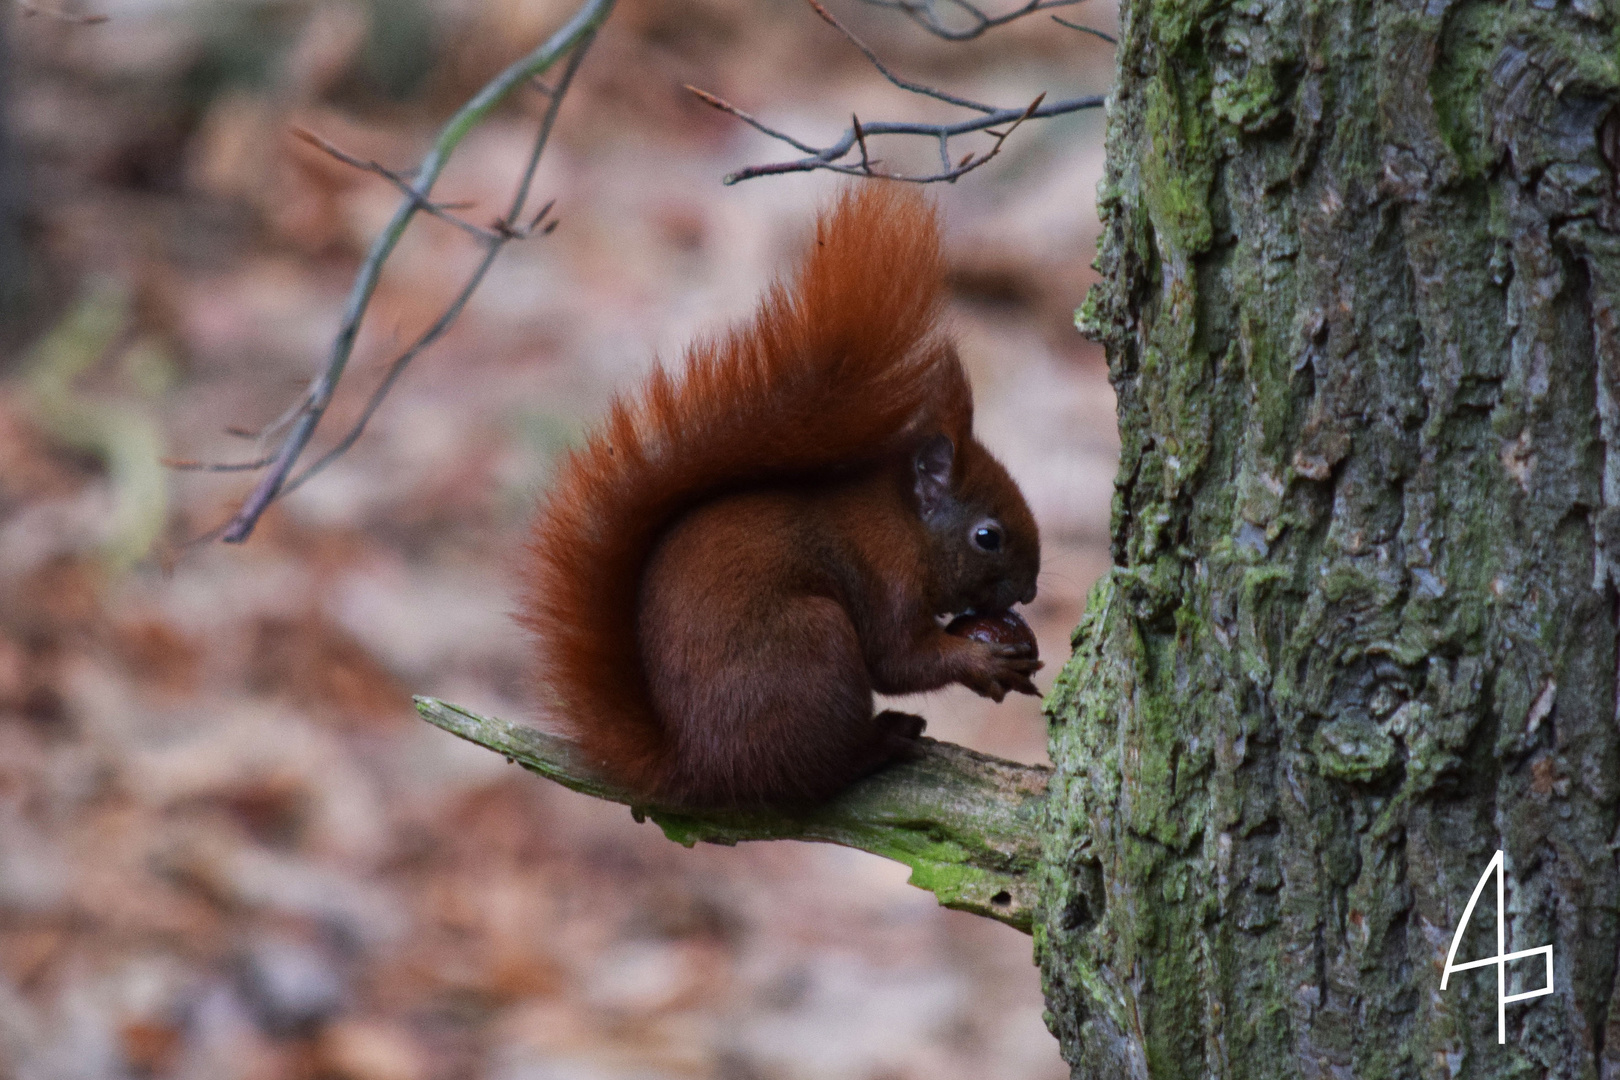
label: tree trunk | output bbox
[1037,0,1620,1074]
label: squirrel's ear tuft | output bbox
[914,434,954,518]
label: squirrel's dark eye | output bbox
[972,523,1003,552]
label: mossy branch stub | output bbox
[414,696,1050,932]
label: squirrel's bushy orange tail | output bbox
[519,183,968,793]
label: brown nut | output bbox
[945,609,1038,655]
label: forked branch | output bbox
[180,0,614,544]
[687,0,1105,184]
[415,696,1052,932]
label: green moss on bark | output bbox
[1042,0,1620,1072]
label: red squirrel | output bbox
[520,184,1041,809]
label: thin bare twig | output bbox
[807,0,994,113]
[685,87,825,156]
[687,0,1102,185]
[852,115,876,174]
[857,0,1080,41]
[184,0,614,544]
[690,80,1095,184]
[222,392,311,448]
[162,454,276,473]
[1051,14,1115,43]
[291,128,504,244]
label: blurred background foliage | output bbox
[0,0,1117,1076]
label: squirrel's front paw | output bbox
[958,641,1043,702]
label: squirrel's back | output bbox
[519,184,970,795]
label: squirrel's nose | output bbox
[1021,584,1037,605]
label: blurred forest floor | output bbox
[0,0,1118,1077]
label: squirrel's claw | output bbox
[957,640,1043,702]
[988,640,1039,661]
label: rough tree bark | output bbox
[1038,0,1620,1073]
